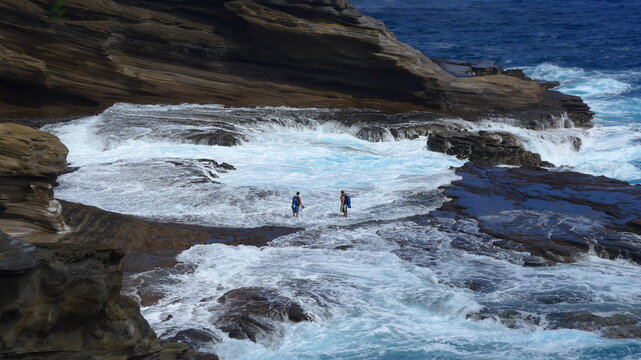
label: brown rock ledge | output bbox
[0,0,591,125]
[0,123,69,236]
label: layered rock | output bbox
[0,233,217,360]
[427,130,553,167]
[0,123,68,237]
[433,163,641,265]
[0,0,591,125]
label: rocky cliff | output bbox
[0,0,591,126]
[0,232,217,360]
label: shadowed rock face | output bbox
[0,0,591,125]
[0,123,68,236]
[433,163,641,265]
[0,233,217,360]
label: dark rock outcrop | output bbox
[0,123,69,236]
[163,329,220,351]
[0,233,217,360]
[468,308,641,339]
[430,58,560,89]
[427,130,553,167]
[546,311,640,339]
[433,163,641,265]
[214,287,312,343]
[0,0,591,125]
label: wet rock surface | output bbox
[214,287,312,343]
[0,233,217,360]
[52,201,303,273]
[0,0,591,125]
[162,329,220,351]
[469,308,641,339]
[433,163,641,265]
[427,130,553,167]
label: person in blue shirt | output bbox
[291,191,304,218]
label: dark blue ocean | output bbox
[354,0,641,182]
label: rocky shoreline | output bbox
[1,0,640,358]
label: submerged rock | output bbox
[182,130,245,147]
[214,287,312,343]
[434,163,641,265]
[469,308,641,339]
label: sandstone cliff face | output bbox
[0,233,217,360]
[0,123,68,237]
[0,0,591,125]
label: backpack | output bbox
[292,196,299,207]
[346,195,351,208]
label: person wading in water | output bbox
[340,190,351,217]
[291,191,304,218]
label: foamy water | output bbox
[135,223,641,360]
[44,87,641,359]
[45,106,462,227]
[522,63,641,182]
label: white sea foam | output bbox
[43,77,641,359]
[137,222,641,360]
[522,63,641,183]
[45,106,462,227]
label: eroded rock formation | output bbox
[0,123,68,237]
[318,109,556,166]
[0,233,217,360]
[56,201,302,272]
[0,0,591,126]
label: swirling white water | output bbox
[45,105,462,227]
[44,64,641,358]
[522,63,641,182]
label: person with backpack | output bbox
[291,191,304,218]
[340,190,351,217]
